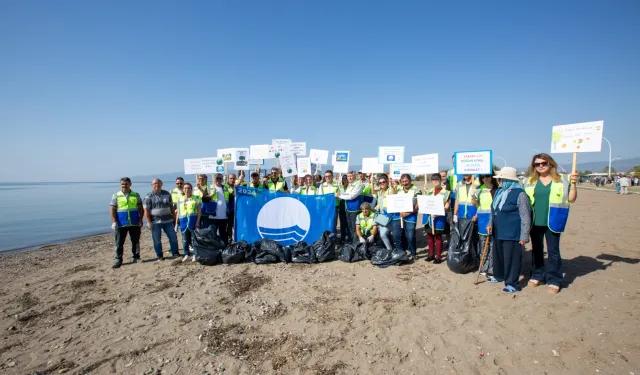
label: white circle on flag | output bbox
[256,197,310,246]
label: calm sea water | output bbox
[0,181,189,253]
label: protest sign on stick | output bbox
[418,195,445,235]
[309,149,329,165]
[333,151,350,173]
[551,120,604,173]
[184,158,203,175]
[362,158,384,174]
[385,194,414,214]
[453,150,492,175]
[250,145,271,160]
[280,154,297,178]
[297,157,312,177]
[234,148,250,171]
[378,146,405,164]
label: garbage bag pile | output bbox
[193,227,225,266]
[370,247,408,268]
[447,218,478,274]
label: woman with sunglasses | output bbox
[525,153,578,294]
[473,173,498,276]
[373,174,395,250]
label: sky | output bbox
[1,0,639,182]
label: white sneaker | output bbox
[191,255,196,262]
[182,255,189,262]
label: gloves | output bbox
[367,235,374,243]
[174,224,179,232]
[111,223,117,231]
[469,189,476,197]
[453,216,458,223]
[359,237,366,244]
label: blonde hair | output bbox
[528,153,562,183]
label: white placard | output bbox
[272,139,292,147]
[412,153,439,175]
[309,149,329,165]
[217,148,236,162]
[250,144,271,160]
[201,157,226,174]
[378,146,405,164]
[297,157,312,177]
[280,154,297,178]
[418,195,445,216]
[333,150,350,173]
[385,194,414,213]
[234,148,250,170]
[551,121,604,153]
[361,158,384,174]
[454,150,492,175]
[248,158,264,165]
[287,142,307,155]
[390,163,413,179]
[184,158,203,175]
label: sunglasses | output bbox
[216,177,223,180]
[378,180,387,184]
[534,162,549,168]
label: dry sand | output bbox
[1,189,638,375]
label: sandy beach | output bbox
[1,188,638,375]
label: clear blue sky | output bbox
[1,0,639,182]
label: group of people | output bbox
[109,153,579,294]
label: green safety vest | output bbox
[170,187,183,206]
[298,185,317,195]
[114,190,140,227]
[177,196,200,232]
[192,185,208,198]
[266,177,286,192]
[357,212,376,236]
[423,188,450,228]
[476,185,493,235]
[524,175,570,233]
[318,182,339,206]
[393,184,421,222]
[456,182,478,219]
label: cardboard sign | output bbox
[454,150,492,175]
[551,121,604,153]
[250,145,271,160]
[333,151,350,173]
[202,157,225,174]
[385,194,414,213]
[248,158,264,165]
[309,149,329,165]
[287,142,307,156]
[217,148,236,162]
[234,148,250,170]
[418,195,445,216]
[184,158,203,175]
[361,158,384,174]
[390,163,413,178]
[297,157,312,177]
[280,154,297,178]
[272,139,292,147]
[412,153,439,175]
[378,146,405,164]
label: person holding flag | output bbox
[264,167,289,193]
[336,171,363,244]
[421,173,450,264]
[299,175,317,195]
[318,170,340,235]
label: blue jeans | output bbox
[530,225,563,287]
[181,230,194,256]
[616,182,621,193]
[151,222,179,257]
[393,220,417,257]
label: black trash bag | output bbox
[193,227,223,266]
[245,242,259,263]
[370,247,408,268]
[289,242,316,263]
[338,243,366,263]
[312,231,336,262]
[254,239,290,264]
[221,241,248,264]
[447,218,478,274]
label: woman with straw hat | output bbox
[486,167,531,294]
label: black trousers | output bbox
[226,212,235,242]
[114,226,141,260]
[346,211,360,243]
[211,218,229,247]
[493,239,523,288]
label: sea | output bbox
[0,181,191,253]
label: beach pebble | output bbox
[552,350,559,357]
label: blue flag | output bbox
[234,187,336,246]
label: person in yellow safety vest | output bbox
[236,171,248,187]
[421,173,450,264]
[336,171,363,244]
[318,170,340,236]
[336,174,349,243]
[224,174,238,244]
[359,172,375,205]
[448,155,480,218]
[472,173,498,276]
[355,202,378,244]
[291,176,305,194]
[264,167,289,193]
[207,173,230,246]
[454,174,479,224]
[109,177,144,269]
[175,183,201,262]
[193,174,209,198]
[392,173,422,260]
[249,172,263,188]
[299,174,317,195]
[524,153,578,294]
[170,177,185,208]
[373,174,395,250]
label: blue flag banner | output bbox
[234,187,336,246]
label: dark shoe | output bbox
[112,259,123,268]
[131,258,139,264]
[171,253,180,258]
[425,256,435,262]
[433,258,442,264]
[157,256,165,262]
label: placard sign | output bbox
[333,151,350,173]
[184,158,203,174]
[234,148,250,170]
[378,146,405,164]
[385,194,414,213]
[412,153,439,175]
[390,163,413,178]
[454,150,492,175]
[362,157,384,174]
[202,157,225,174]
[297,157,312,177]
[280,154,297,178]
[250,145,271,160]
[287,142,307,156]
[248,158,264,165]
[217,148,236,162]
[551,121,604,153]
[418,195,445,216]
[309,149,329,165]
